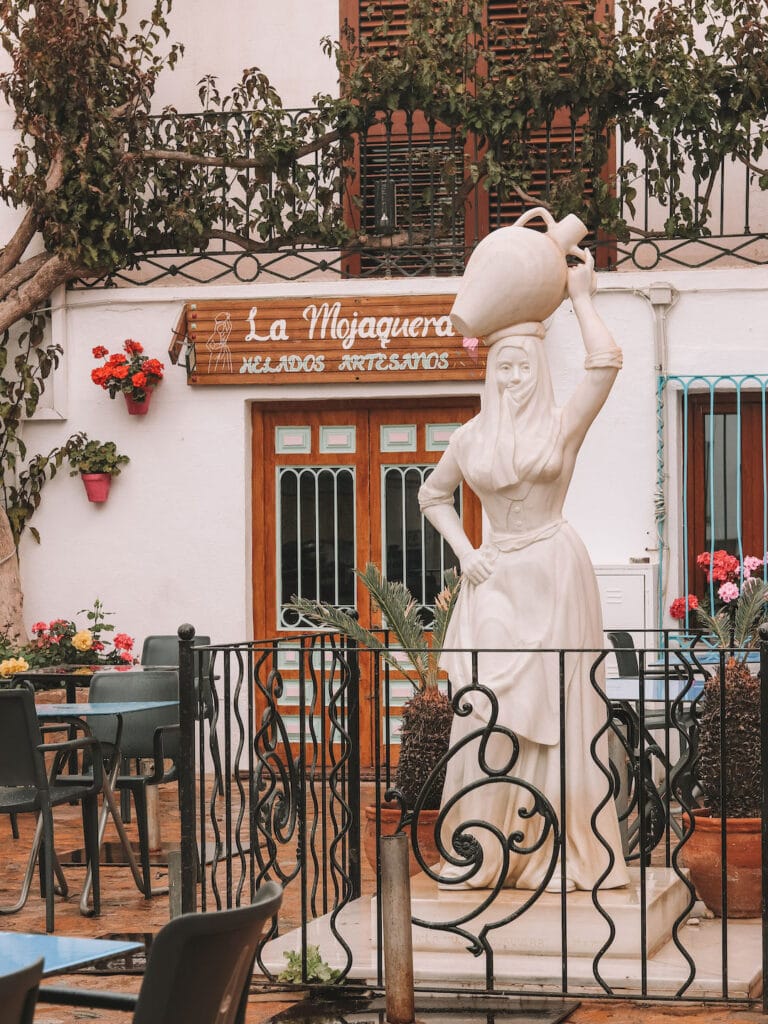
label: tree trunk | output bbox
[0,506,26,643]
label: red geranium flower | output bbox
[669,594,699,620]
[90,340,163,401]
[696,549,739,582]
[142,358,164,379]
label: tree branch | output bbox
[293,127,344,159]
[0,150,65,279]
[0,253,51,303]
[736,153,768,177]
[134,148,272,175]
[134,121,352,173]
[450,154,549,217]
[0,254,78,335]
[206,228,335,251]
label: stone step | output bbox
[381,866,692,959]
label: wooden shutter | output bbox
[340,0,470,275]
[340,0,616,269]
[484,0,615,267]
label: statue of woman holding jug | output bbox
[419,209,629,893]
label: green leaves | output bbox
[286,562,461,693]
[694,575,768,659]
[66,438,130,477]
[0,312,83,546]
[278,944,341,985]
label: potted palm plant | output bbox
[289,563,460,874]
[671,550,768,917]
[68,439,130,503]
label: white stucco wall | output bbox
[14,266,768,649]
[153,0,340,109]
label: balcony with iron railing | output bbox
[74,107,768,289]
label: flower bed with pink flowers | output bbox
[670,549,768,656]
[0,599,135,678]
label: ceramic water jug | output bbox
[450,207,589,341]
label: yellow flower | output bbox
[71,630,93,652]
[0,657,29,677]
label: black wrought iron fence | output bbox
[176,626,768,1010]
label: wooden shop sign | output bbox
[170,294,486,385]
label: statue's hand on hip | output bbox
[460,547,495,586]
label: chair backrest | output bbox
[132,881,282,1024]
[141,634,211,674]
[0,689,48,792]
[141,634,212,713]
[88,669,179,761]
[0,956,43,1024]
[607,630,640,677]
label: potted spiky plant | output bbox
[672,552,768,917]
[289,563,461,874]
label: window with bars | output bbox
[679,384,768,598]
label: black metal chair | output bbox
[0,687,103,932]
[607,631,698,857]
[77,669,180,898]
[141,632,223,794]
[0,957,43,1024]
[140,633,212,708]
[38,881,283,1024]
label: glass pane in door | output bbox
[277,466,356,628]
[704,412,740,551]
[382,464,460,624]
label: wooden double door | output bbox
[251,399,480,765]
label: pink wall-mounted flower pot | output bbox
[81,473,111,503]
[124,391,152,415]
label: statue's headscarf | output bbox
[461,324,562,493]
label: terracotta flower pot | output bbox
[363,801,441,876]
[681,809,762,918]
[124,390,152,415]
[80,472,111,503]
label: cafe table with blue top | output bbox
[0,930,142,977]
[36,700,178,915]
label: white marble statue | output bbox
[418,212,629,893]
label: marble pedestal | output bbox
[260,867,764,998]
[386,866,689,959]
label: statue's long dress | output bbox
[419,344,629,891]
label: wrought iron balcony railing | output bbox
[75,106,768,289]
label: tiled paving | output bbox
[0,783,764,1023]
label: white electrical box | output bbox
[595,564,658,675]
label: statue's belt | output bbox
[483,518,564,555]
